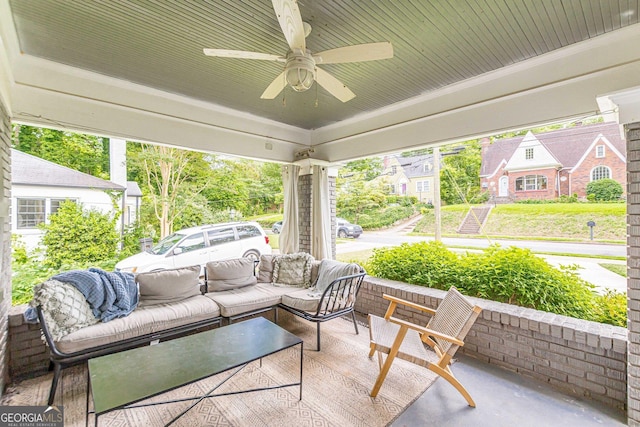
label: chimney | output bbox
[480,137,491,158]
[109,138,127,187]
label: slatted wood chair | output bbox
[368,287,482,406]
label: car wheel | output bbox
[338,230,348,238]
[243,250,260,263]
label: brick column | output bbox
[627,121,640,424]
[298,173,312,254]
[0,100,11,392]
[297,170,337,258]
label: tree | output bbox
[133,144,211,238]
[342,158,383,181]
[440,141,482,204]
[41,201,119,268]
[12,124,110,178]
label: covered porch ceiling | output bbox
[1,1,640,165]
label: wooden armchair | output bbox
[368,287,482,406]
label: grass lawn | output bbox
[599,263,627,277]
[414,203,625,243]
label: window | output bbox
[591,166,611,181]
[207,227,236,246]
[423,162,432,173]
[391,165,397,175]
[237,225,260,240]
[515,175,547,191]
[17,198,45,228]
[525,148,534,160]
[596,145,605,158]
[385,184,397,194]
[416,180,430,192]
[176,233,206,253]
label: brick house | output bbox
[480,122,626,201]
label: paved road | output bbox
[336,230,627,294]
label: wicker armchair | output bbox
[368,287,482,406]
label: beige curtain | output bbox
[279,164,299,254]
[311,165,332,260]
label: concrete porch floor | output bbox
[393,355,627,426]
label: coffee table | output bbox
[87,317,303,426]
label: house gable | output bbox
[570,134,626,173]
[504,131,561,172]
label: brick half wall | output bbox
[356,277,628,411]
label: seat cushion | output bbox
[55,295,220,354]
[280,288,322,312]
[205,283,294,317]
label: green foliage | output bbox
[12,124,110,179]
[352,206,415,229]
[440,141,482,205]
[593,290,627,327]
[41,201,119,269]
[341,158,384,181]
[368,242,625,326]
[586,178,623,201]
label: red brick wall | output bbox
[570,144,626,197]
[509,168,558,200]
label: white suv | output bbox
[115,222,272,274]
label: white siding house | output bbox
[11,149,126,251]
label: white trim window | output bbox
[416,180,430,193]
[525,147,534,160]
[591,165,611,181]
[17,198,45,229]
[515,175,547,191]
[595,145,605,158]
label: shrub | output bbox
[41,200,119,269]
[586,178,623,201]
[367,242,624,326]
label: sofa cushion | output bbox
[55,295,221,353]
[280,288,323,313]
[205,283,294,317]
[205,258,257,292]
[32,280,99,341]
[272,252,314,287]
[136,265,201,306]
[257,254,276,283]
[314,260,362,294]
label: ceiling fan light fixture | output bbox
[285,53,316,92]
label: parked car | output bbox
[336,218,363,238]
[272,221,282,234]
[115,221,272,274]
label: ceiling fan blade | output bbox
[272,0,306,52]
[203,49,283,62]
[313,42,393,64]
[315,67,355,102]
[261,72,287,99]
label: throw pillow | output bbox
[137,265,201,305]
[205,258,257,292]
[272,252,314,288]
[314,260,362,294]
[31,279,99,341]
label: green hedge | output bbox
[367,242,625,327]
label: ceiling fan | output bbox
[203,0,393,103]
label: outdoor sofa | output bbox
[30,253,365,406]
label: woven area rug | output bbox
[2,313,437,426]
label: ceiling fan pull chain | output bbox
[315,81,319,107]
